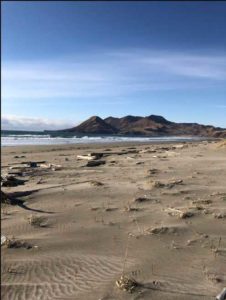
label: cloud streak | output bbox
[2,49,226,100]
[2,115,76,131]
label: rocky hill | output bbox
[61,116,117,134]
[60,115,226,138]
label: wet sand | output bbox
[1,140,226,300]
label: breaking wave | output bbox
[1,132,203,146]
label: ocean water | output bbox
[1,131,204,146]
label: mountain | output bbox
[104,114,174,135]
[59,115,226,138]
[61,116,118,134]
[104,115,143,131]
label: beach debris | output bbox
[105,207,117,212]
[214,248,226,256]
[216,287,226,300]
[1,175,27,187]
[174,144,187,149]
[146,226,179,235]
[192,199,212,205]
[51,164,62,171]
[7,171,25,177]
[139,149,156,154]
[151,179,183,189]
[39,163,62,171]
[147,168,159,175]
[86,160,106,167]
[151,181,165,188]
[124,202,139,212]
[36,177,44,184]
[117,150,139,156]
[193,205,206,211]
[4,237,32,249]
[116,275,140,293]
[28,162,38,168]
[77,155,97,161]
[164,207,194,219]
[156,146,172,151]
[148,226,170,234]
[90,206,100,211]
[214,212,226,219]
[21,161,46,166]
[136,161,144,165]
[39,163,50,169]
[77,153,104,161]
[187,239,198,246]
[8,165,24,170]
[1,235,7,246]
[169,179,183,185]
[27,215,48,227]
[89,152,104,158]
[134,196,151,203]
[180,211,194,219]
[90,180,104,186]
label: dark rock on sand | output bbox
[1,176,27,187]
[86,160,106,167]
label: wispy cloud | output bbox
[1,115,77,131]
[2,49,226,100]
[213,104,226,109]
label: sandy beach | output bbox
[1,140,226,300]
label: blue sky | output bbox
[2,1,226,130]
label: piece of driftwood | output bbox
[39,163,62,171]
[21,161,46,165]
[77,152,104,161]
[77,155,97,161]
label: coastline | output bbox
[1,134,210,147]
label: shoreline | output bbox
[1,137,216,151]
[1,133,217,148]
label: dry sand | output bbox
[1,140,226,300]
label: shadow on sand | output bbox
[4,190,55,214]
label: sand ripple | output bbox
[1,253,126,300]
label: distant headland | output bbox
[47,115,226,138]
